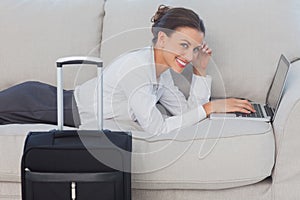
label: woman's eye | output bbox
[180,43,189,49]
[193,47,200,53]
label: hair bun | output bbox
[151,5,170,23]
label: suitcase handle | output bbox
[56,56,103,131]
[51,130,106,138]
[56,56,103,67]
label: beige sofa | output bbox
[1,0,300,199]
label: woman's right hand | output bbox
[192,42,212,77]
[203,98,256,116]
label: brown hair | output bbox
[151,5,206,44]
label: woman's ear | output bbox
[157,31,167,48]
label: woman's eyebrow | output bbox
[180,39,191,46]
[180,39,202,48]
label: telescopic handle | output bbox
[56,56,103,131]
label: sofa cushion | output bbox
[101,0,300,103]
[0,120,274,190]
[0,0,105,90]
[0,124,75,182]
[80,118,275,190]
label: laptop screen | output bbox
[266,55,290,111]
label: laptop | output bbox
[209,54,290,122]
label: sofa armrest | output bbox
[272,61,300,197]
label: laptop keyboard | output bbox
[235,103,264,118]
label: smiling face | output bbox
[154,27,204,74]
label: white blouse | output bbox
[74,46,212,135]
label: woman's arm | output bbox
[120,69,205,135]
[159,70,211,115]
[191,43,255,115]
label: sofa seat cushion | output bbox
[81,118,275,190]
[0,120,274,190]
[0,124,75,182]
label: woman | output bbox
[0,5,254,134]
[75,5,255,134]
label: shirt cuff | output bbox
[190,74,212,103]
[178,104,207,129]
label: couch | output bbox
[0,0,300,199]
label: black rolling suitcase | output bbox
[21,57,132,200]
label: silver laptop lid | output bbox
[266,54,290,115]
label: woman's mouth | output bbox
[175,57,188,68]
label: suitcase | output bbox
[21,57,132,200]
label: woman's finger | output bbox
[242,100,256,112]
[201,45,212,56]
[202,44,208,52]
[238,108,252,114]
[227,99,254,113]
[206,48,212,55]
[237,100,255,113]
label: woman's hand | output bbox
[192,42,212,76]
[203,98,256,116]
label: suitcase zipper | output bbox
[71,182,76,200]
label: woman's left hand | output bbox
[192,42,212,76]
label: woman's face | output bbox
[156,27,204,73]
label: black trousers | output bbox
[0,81,80,127]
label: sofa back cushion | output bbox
[101,0,300,102]
[0,0,105,90]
